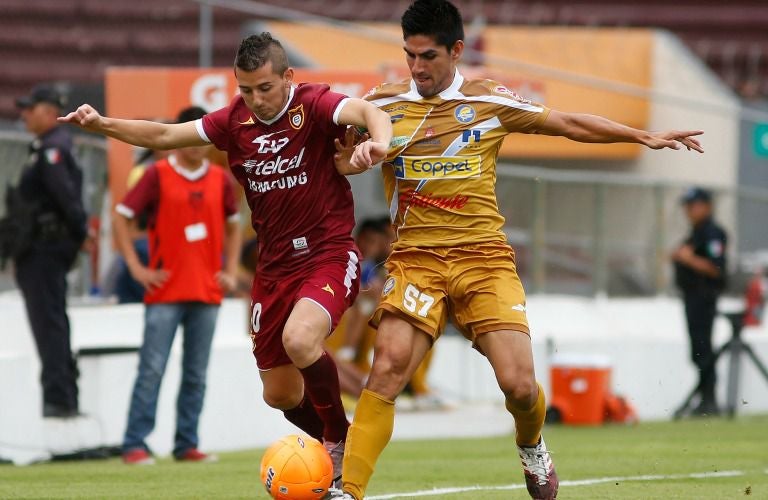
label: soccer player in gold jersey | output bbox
[331,1,703,498]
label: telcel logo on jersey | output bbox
[243,147,305,175]
[393,155,481,180]
[454,104,476,123]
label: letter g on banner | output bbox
[191,74,229,111]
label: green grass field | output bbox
[1,415,766,499]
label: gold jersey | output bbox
[366,70,550,249]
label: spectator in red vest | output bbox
[113,106,242,464]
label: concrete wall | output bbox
[637,31,741,189]
[2,293,767,464]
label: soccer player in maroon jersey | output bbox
[60,33,392,485]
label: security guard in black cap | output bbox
[14,84,87,418]
[672,187,727,416]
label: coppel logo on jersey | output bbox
[454,104,476,123]
[393,155,482,180]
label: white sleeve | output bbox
[194,118,212,143]
[115,203,135,219]
[332,98,351,126]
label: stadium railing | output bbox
[2,130,768,299]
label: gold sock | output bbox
[507,382,546,447]
[342,389,395,500]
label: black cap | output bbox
[681,187,712,205]
[15,84,66,109]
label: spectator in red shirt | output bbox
[113,106,242,464]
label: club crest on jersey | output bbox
[454,104,476,124]
[239,115,255,125]
[382,277,396,296]
[288,103,304,130]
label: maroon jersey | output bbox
[197,83,356,279]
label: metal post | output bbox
[653,184,666,294]
[531,179,547,293]
[199,2,213,68]
[725,320,743,417]
[592,184,606,295]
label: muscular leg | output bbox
[283,299,348,443]
[475,329,543,446]
[477,329,557,500]
[260,364,324,441]
[342,312,432,500]
[283,299,330,369]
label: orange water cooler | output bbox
[546,354,612,425]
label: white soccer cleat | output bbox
[517,436,559,500]
[324,439,345,489]
[326,488,356,499]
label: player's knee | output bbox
[368,347,411,396]
[282,321,321,362]
[263,389,302,410]
[500,377,537,408]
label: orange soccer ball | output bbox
[260,434,334,500]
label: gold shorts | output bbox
[371,242,529,344]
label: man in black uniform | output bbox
[14,84,88,418]
[673,187,727,416]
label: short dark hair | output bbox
[355,217,388,238]
[401,0,465,51]
[176,106,207,124]
[235,32,289,74]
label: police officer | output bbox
[673,187,727,416]
[14,84,88,418]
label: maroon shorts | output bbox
[249,249,361,370]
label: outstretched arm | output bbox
[59,104,207,150]
[538,110,704,152]
[337,98,392,172]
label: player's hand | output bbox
[216,271,237,293]
[131,265,170,293]
[58,104,105,132]
[334,127,370,175]
[645,130,704,152]
[351,140,388,170]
